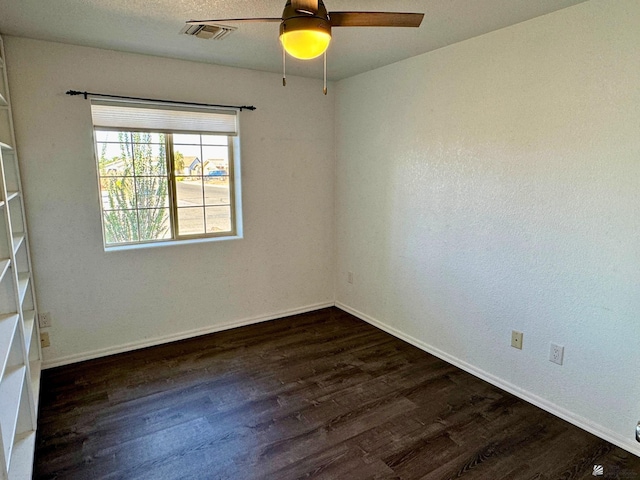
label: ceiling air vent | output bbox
[180,24,237,40]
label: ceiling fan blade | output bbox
[187,18,282,25]
[292,0,319,14]
[329,12,424,28]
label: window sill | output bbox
[104,234,242,252]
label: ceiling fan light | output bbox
[280,29,331,59]
[279,15,332,60]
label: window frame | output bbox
[166,132,238,240]
[92,123,242,250]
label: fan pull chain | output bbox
[323,51,327,95]
[282,46,287,87]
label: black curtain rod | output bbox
[65,90,256,111]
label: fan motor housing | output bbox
[282,0,329,20]
[280,16,331,37]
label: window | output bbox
[91,100,241,248]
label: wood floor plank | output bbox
[34,307,640,479]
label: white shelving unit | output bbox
[0,34,42,480]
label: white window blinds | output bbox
[90,99,238,135]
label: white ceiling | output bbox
[0,0,587,81]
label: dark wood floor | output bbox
[35,308,640,480]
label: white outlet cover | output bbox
[39,312,52,328]
[550,343,564,365]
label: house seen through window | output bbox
[91,100,241,247]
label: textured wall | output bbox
[5,37,335,365]
[335,0,640,455]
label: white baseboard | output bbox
[335,301,640,458]
[42,302,335,369]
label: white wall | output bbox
[4,37,335,366]
[335,0,640,456]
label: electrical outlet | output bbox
[38,311,52,328]
[347,271,353,284]
[40,332,51,348]
[511,331,523,349]
[549,343,564,365]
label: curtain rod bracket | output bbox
[65,90,256,111]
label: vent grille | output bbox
[180,24,237,40]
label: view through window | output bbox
[91,100,239,247]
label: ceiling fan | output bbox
[186,0,424,94]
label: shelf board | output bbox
[0,193,20,209]
[0,313,19,380]
[0,365,26,464]
[17,273,29,306]
[12,234,24,254]
[0,258,10,282]
[23,311,35,354]
[0,141,13,152]
[29,361,41,411]
[8,430,36,480]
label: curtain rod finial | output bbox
[66,90,88,99]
